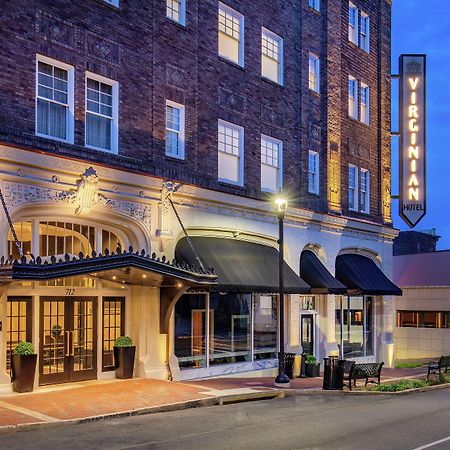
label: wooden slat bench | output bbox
[427,356,450,379]
[343,361,384,390]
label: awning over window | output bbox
[335,254,402,296]
[300,250,347,295]
[175,237,310,294]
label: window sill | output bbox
[261,76,284,89]
[218,179,245,189]
[308,89,320,97]
[165,153,186,162]
[85,144,118,155]
[347,116,371,129]
[92,0,121,11]
[35,132,73,145]
[166,17,187,29]
[218,56,245,71]
[307,6,321,16]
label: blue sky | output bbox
[391,1,450,248]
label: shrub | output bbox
[394,361,423,369]
[372,379,427,392]
[305,354,317,366]
[13,341,35,356]
[114,336,133,347]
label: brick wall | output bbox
[0,0,392,224]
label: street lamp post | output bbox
[275,197,290,387]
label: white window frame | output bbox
[308,53,320,93]
[348,2,358,45]
[85,71,119,154]
[166,0,186,25]
[165,100,185,159]
[360,83,370,125]
[308,151,320,195]
[218,3,244,66]
[308,0,320,12]
[348,76,358,119]
[348,164,358,211]
[360,168,370,213]
[360,12,370,53]
[35,55,75,144]
[260,135,283,193]
[218,119,244,186]
[261,28,284,85]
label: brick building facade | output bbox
[0,0,399,388]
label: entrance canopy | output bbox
[335,254,402,296]
[175,237,310,294]
[300,250,347,295]
[0,248,217,289]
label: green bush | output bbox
[305,354,317,366]
[394,361,423,369]
[114,336,133,347]
[13,341,35,356]
[372,379,427,392]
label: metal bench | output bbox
[427,356,450,379]
[343,361,384,390]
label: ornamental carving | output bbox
[218,87,246,114]
[86,33,120,65]
[261,106,284,129]
[37,12,76,49]
[166,65,187,89]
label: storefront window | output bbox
[397,311,450,329]
[397,311,419,327]
[253,295,277,360]
[335,296,373,358]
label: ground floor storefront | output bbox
[0,145,400,390]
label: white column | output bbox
[286,294,301,353]
[323,295,339,357]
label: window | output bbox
[218,3,244,66]
[308,151,319,195]
[104,0,119,5]
[360,12,370,52]
[308,0,320,12]
[8,221,32,260]
[360,83,370,125]
[336,296,373,358]
[308,54,320,93]
[348,3,358,45]
[86,73,119,153]
[102,297,125,371]
[348,76,358,119]
[261,135,282,193]
[348,165,358,210]
[360,169,370,213]
[218,120,244,185]
[165,101,185,159]
[262,29,283,85]
[167,0,186,25]
[397,311,450,329]
[36,56,74,143]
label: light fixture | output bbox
[176,282,182,288]
[142,274,147,279]
[274,196,288,214]
[112,276,117,280]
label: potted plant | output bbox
[11,341,37,393]
[305,354,320,378]
[114,336,136,379]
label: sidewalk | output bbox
[0,366,429,433]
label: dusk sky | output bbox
[391,1,450,248]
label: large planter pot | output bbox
[11,354,37,393]
[114,346,136,379]
[305,363,320,378]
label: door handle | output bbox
[65,331,70,357]
[70,331,75,356]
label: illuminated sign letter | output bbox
[399,55,426,228]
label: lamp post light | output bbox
[274,196,290,387]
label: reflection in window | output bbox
[253,295,277,360]
[335,296,373,358]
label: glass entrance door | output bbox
[40,297,97,385]
[301,314,315,356]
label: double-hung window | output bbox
[308,151,319,195]
[308,0,320,12]
[218,3,244,66]
[348,3,358,45]
[262,28,283,85]
[360,83,370,125]
[36,56,74,143]
[348,76,358,119]
[360,169,370,213]
[348,164,358,211]
[167,0,186,25]
[308,53,320,93]
[165,101,185,159]
[261,135,282,193]
[85,73,119,153]
[218,120,244,185]
[360,12,370,52]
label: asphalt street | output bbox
[1,388,450,450]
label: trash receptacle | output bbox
[283,353,296,379]
[322,356,344,390]
[300,353,306,378]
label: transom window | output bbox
[308,151,319,195]
[36,57,74,143]
[218,3,244,66]
[218,120,244,185]
[166,101,185,159]
[261,135,282,193]
[86,74,118,153]
[262,29,283,85]
[167,0,186,25]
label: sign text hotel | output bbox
[399,54,426,228]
